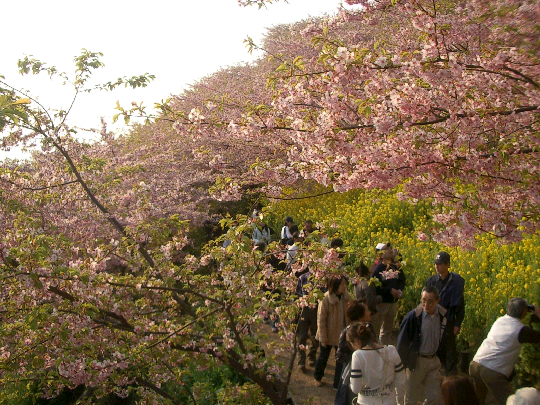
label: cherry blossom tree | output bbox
[234,0,540,248]
[3,0,540,400]
[0,50,346,405]
[120,0,540,248]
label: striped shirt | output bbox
[350,345,406,404]
[420,311,441,356]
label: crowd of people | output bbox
[252,215,540,405]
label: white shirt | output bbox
[287,243,299,264]
[350,345,406,405]
[281,225,292,241]
[473,314,524,377]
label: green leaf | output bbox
[364,105,372,117]
[276,63,288,73]
[13,98,31,105]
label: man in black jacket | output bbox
[425,251,465,375]
[371,248,406,345]
[397,286,447,405]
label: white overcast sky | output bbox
[1,0,354,159]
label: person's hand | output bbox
[454,326,460,336]
[533,305,540,318]
[391,288,401,299]
[321,342,328,349]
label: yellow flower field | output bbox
[267,187,540,387]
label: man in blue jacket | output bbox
[397,286,447,405]
[425,251,465,375]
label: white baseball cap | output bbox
[507,388,540,405]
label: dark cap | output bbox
[284,216,293,223]
[434,251,450,264]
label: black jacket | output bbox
[396,304,448,371]
[371,262,406,303]
[425,272,465,327]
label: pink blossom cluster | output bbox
[221,0,540,247]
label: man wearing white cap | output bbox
[371,242,391,273]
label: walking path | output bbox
[259,322,336,405]
[259,324,493,405]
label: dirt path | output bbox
[258,322,337,405]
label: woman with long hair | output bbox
[314,274,351,388]
[347,322,405,404]
[335,300,372,405]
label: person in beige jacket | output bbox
[314,274,352,388]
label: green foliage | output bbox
[0,382,82,405]
[18,56,61,78]
[0,95,30,130]
[239,0,283,9]
[73,49,105,85]
[216,382,271,405]
[0,363,267,405]
[0,382,138,405]
[172,362,270,405]
[2,49,155,140]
